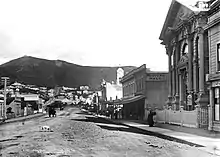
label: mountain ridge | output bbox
[0,56,136,89]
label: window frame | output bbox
[214,87,220,121]
[217,43,220,72]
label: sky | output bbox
[0,0,176,71]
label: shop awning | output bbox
[122,95,145,105]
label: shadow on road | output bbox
[73,116,204,148]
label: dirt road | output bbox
[0,107,214,157]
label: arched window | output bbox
[182,44,188,56]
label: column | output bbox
[198,30,205,93]
[166,45,172,106]
[179,74,184,105]
[193,35,199,108]
[193,36,199,94]
[187,34,194,107]
[168,49,172,97]
[172,51,176,95]
[174,42,180,110]
[195,28,209,107]
[175,43,180,95]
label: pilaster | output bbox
[208,87,214,131]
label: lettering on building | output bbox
[146,74,166,81]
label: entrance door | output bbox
[180,68,188,109]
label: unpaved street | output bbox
[0,107,213,157]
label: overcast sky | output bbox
[0,0,176,71]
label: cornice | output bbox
[120,64,146,83]
[207,73,220,81]
[204,16,220,30]
[163,13,205,44]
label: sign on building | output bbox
[146,74,167,81]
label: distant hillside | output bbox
[0,56,136,89]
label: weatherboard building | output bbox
[120,64,168,120]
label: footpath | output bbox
[0,112,46,125]
[0,106,74,126]
[96,115,220,156]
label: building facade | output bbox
[99,68,124,113]
[120,64,168,120]
[160,0,220,131]
[145,72,169,110]
[206,0,220,131]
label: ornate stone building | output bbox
[159,0,218,129]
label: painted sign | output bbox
[146,74,167,81]
[24,94,39,101]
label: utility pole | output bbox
[1,77,9,121]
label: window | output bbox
[171,54,174,66]
[217,44,220,71]
[214,87,220,121]
[182,44,188,56]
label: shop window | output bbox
[217,44,220,71]
[214,88,220,121]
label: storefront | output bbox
[208,80,220,131]
[122,95,145,120]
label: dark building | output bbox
[120,64,168,120]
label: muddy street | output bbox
[0,107,212,157]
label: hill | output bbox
[0,56,136,89]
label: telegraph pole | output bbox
[1,77,9,121]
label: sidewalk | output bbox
[0,112,46,125]
[102,118,220,156]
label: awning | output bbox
[122,95,145,104]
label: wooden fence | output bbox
[155,106,205,128]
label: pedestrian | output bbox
[147,110,154,127]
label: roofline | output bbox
[159,0,176,41]
[120,64,146,83]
